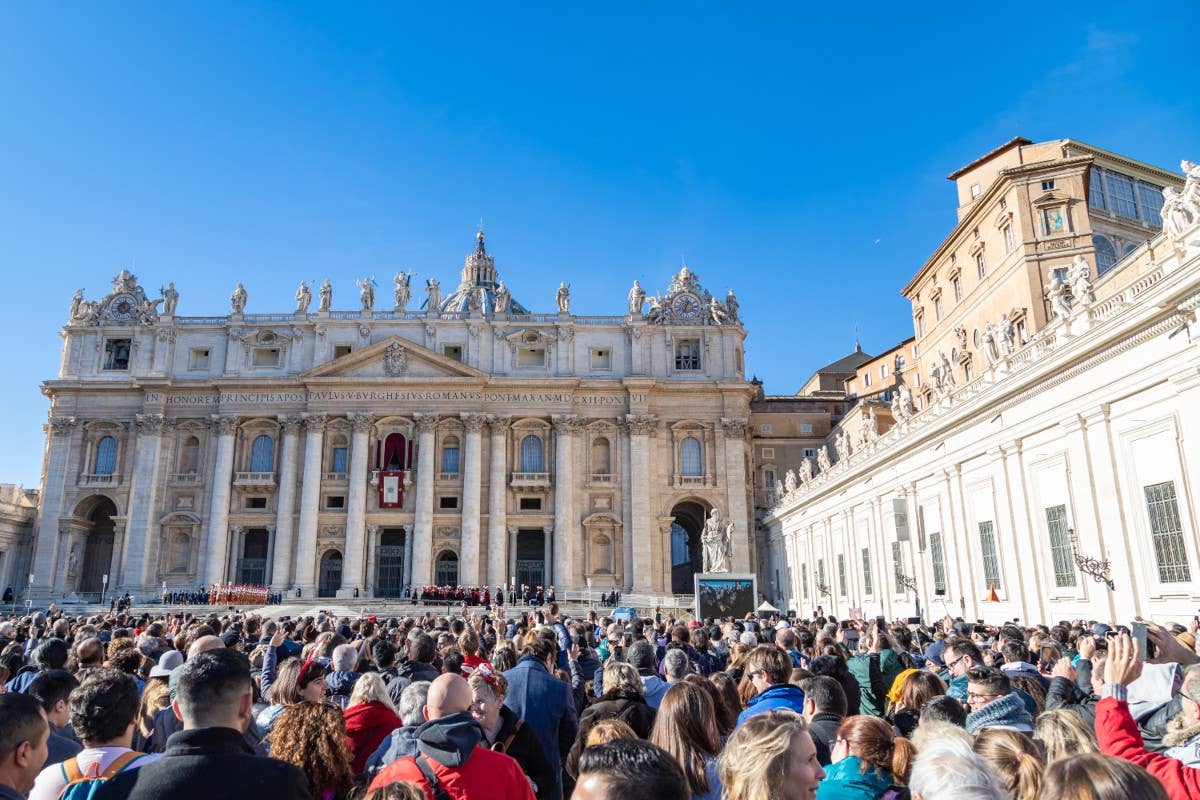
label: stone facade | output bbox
[33,234,754,602]
[0,485,37,602]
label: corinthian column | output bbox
[294,413,327,596]
[124,414,169,593]
[270,416,302,590]
[625,414,656,593]
[486,416,510,588]
[338,413,373,597]
[203,417,239,586]
[409,413,438,586]
[551,414,577,595]
[459,413,486,587]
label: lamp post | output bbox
[898,574,921,621]
[27,573,34,612]
[586,576,593,610]
[1068,529,1114,590]
[101,574,109,607]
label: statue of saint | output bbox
[426,278,441,311]
[799,457,814,483]
[1069,255,1095,307]
[69,289,85,320]
[628,280,646,315]
[495,280,511,314]
[230,282,247,314]
[702,508,730,573]
[317,279,332,312]
[295,281,311,313]
[394,271,413,311]
[556,282,571,313]
[357,277,375,311]
[709,296,730,325]
[1046,272,1071,319]
[726,289,740,322]
[783,469,797,493]
[816,446,831,473]
[939,351,956,389]
[161,282,179,316]
[898,384,915,418]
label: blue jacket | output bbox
[815,755,894,800]
[736,684,806,726]
[504,655,578,800]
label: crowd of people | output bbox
[0,599,1197,800]
[160,585,284,607]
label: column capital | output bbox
[280,415,303,435]
[230,524,243,536]
[487,414,512,435]
[719,417,750,438]
[551,413,580,433]
[349,412,375,433]
[414,413,438,434]
[211,416,239,436]
[623,414,657,436]
[366,523,378,536]
[134,413,168,435]
[302,412,328,432]
[47,416,77,436]
[461,413,488,433]
[508,525,521,535]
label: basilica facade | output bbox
[31,233,754,603]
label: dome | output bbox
[436,231,529,315]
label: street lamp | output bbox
[1068,529,1114,590]
[101,574,109,607]
[586,577,593,610]
[898,574,922,621]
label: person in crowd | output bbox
[887,670,946,738]
[626,641,669,709]
[458,629,490,676]
[1033,707,1098,762]
[256,652,330,738]
[568,661,656,776]
[737,645,805,725]
[325,643,361,708]
[368,673,535,800]
[132,652,178,752]
[0,694,49,800]
[374,640,400,685]
[907,736,1006,800]
[502,634,578,800]
[708,671,743,735]
[582,719,638,749]
[965,667,1034,734]
[721,708,825,800]
[467,670,554,798]
[387,633,439,707]
[918,695,967,729]
[798,675,846,766]
[95,649,311,800]
[6,640,69,695]
[71,639,105,673]
[662,649,691,686]
[270,702,354,800]
[972,729,1044,800]
[649,682,723,800]
[360,782,425,800]
[344,673,403,775]
[816,714,913,800]
[1038,753,1168,800]
[1042,653,1102,726]
[365,681,431,775]
[941,637,984,704]
[573,739,688,800]
[24,671,81,769]
[30,669,158,800]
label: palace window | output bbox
[519,497,542,510]
[330,437,348,474]
[892,542,904,593]
[590,348,611,370]
[929,532,947,593]
[1105,171,1138,219]
[863,372,872,388]
[680,437,703,477]
[252,347,281,367]
[519,435,543,473]
[245,497,267,510]
[441,436,460,475]
[177,436,200,474]
[326,495,345,509]
[1003,225,1015,253]
[517,347,545,367]
[1137,182,1163,226]
[976,252,987,280]
[333,345,353,359]
[443,345,463,362]
[915,312,926,339]
[591,436,611,475]
[952,276,962,303]
[188,348,210,370]
[979,521,1002,589]
[760,423,772,433]
[103,339,131,371]
[861,548,873,595]
[674,339,701,371]
[1093,235,1117,275]
[94,436,117,475]
[764,470,776,488]
[249,435,274,472]
[1042,180,1055,191]
[1045,504,1077,588]
[933,296,943,322]
[1144,481,1191,583]
[802,447,817,458]
[970,183,981,199]
[1089,167,1107,209]
[760,447,775,460]
[439,496,458,509]
[801,423,813,434]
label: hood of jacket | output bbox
[817,755,893,800]
[326,669,360,695]
[345,700,401,731]
[746,683,806,711]
[640,674,668,700]
[416,711,484,768]
[1162,712,1200,766]
[398,660,440,681]
[966,691,1034,734]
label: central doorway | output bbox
[434,550,458,587]
[515,529,546,589]
[318,550,343,597]
[375,528,406,597]
[669,500,708,594]
[79,498,118,595]
[236,528,269,585]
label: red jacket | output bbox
[1096,696,1200,800]
[344,701,403,774]
[368,746,535,800]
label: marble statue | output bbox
[702,508,730,573]
[1046,272,1071,319]
[628,280,646,315]
[1182,159,1200,211]
[708,295,730,325]
[898,384,915,419]
[867,406,879,442]
[939,351,957,388]
[645,294,666,323]
[981,323,999,365]
[998,314,1017,355]
[295,281,311,314]
[161,282,179,316]
[357,277,375,311]
[726,290,739,322]
[495,280,511,314]
[556,282,571,313]
[799,457,814,484]
[723,520,735,569]
[69,289,85,320]
[929,360,943,392]
[816,446,831,473]
[319,279,332,312]
[1163,186,1194,249]
[393,271,413,311]
[426,278,441,311]
[67,544,78,576]
[230,282,247,314]
[890,390,905,422]
[1069,255,1095,307]
[784,469,797,493]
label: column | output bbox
[720,418,752,573]
[364,525,378,596]
[508,525,520,590]
[31,417,76,600]
[227,526,243,581]
[402,523,414,591]
[338,413,373,597]
[203,417,238,586]
[293,413,326,596]
[264,525,276,586]
[122,415,168,593]
[543,525,554,588]
[410,413,437,586]
[458,413,486,587]
[551,414,577,595]
[486,416,510,589]
[625,414,656,593]
[270,416,302,590]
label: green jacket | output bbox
[847,649,904,716]
[815,756,894,800]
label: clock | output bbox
[671,293,701,320]
[108,294,138,322]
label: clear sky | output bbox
[1,3,1197,487]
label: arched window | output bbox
[1123,242,1138,258]
[177,436,200,474]
[442,435,460,474]
[94,436,117,475]
[1093,235,1118,275]
[330,434,348,473]
[680,436,702,477]
[520,435,543,473]
[764,469,776,488]
[591,437,611,475]
[249,435,274,472]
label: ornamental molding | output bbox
[68,270,163,327]
[302,412,328,432]
[383,341,409,376]
[414,413,438,434]
[349,412,375,433]
[461,413,488,433]
[643,265,740,327]
[211,416,240,436]
[623,414,658,436]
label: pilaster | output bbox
[203,417,238,586]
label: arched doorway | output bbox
[79,497,118,595]
[318,550,343,598]
[237,529,269,585]
[669,500,709,594]
[435,550,458,587]
[375,528,406,598]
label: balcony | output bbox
[437,472,462,482]
[587,473,616,485]
[233,471,277,487]
[510,471,550,492]
[168,472,203,485]
[674,473,708,487]
[79,473,119,487]
[322,471,348,483]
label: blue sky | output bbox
[1,3,1197,486]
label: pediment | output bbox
[301,336,488,379]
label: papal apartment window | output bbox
[680,436,703,477]
[590,348,612,370]
[975,252,986,280]
[94,436,117,475]
[674,339,701,371]
[517,347,545,368]
[800,423,813,434]
[1003,224,1015,254]
[970,183,981,199]
[952,276,962,303]
[915,313,926,339]
[443,345,464,362]
[252,347,281,367]
[333,345,353,359]
[1144,481,1191,583]
[1041,179,1055,191]
[103,338,132,370]
[188,348,210,371]
[933,296,943,322]
[1093,235,1118,275]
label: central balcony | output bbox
[233,471,277,487]
[510,471,551,492]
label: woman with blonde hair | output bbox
[1034,708,1098,762]
[343,672,402,775]
[566,660,656,777]
[270,702,355,800]
[1037,753,1168,800]
[817,715,915,800]
[721,709,825,800]
[972,729,1045,800]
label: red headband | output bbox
[298,652,319,685]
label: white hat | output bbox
[149,649,184,678]
[739,631,758,647]
[775,620,791,631]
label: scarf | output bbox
[887,669,918,706]
[965,692,1034,734]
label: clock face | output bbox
[108,294,138,321]
[671,293,701,320]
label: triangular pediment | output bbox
[301,336,488,379]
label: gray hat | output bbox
[150,649,184,679]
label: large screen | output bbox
[694,573,758,621]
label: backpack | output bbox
[57,752,141,800]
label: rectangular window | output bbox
[760,448,775,459]
[331,447,348,474]
[801,565,809,599]
[439,496,459,510]
[880,363,889,379]
[326,495,345,509]
[443,345,463,362]
[1042,179,1055,191]
[517,347,545,367]
[333,345,353,359]
[1105,171,1138,219]
[760,423,772,434]
[817,559,827,592]
[861,548,873,595]
[801,423,813,434]
[934,296,944,321]
[976,252,986,280]
[1003,225,1015,253]
[1045,504,1078,588]
[916,313,926,339]
[1144,481,1192,583]
[252,347,281,367]
[245,497,267,510]
[970,183,981,199]
[952,277,962,303]
[837,553,847,596]
[518,497,542,511]
[802,448,817,458]
[1089,167,1107,209]
[442,446,460,474]
[929,532,947,593]
[674,339,702,370]
[864,372,872,387]
[1137,182,1164,227]
[892,541,905,593]
[590,348,612,370]
[188,348,210,370]
[979,521,1002,590]
[103,338,132,370]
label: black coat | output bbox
[95,727,311,800]
[808,711,843,766]
[565,690,656,777]
[387,660,440,706]
[489,705,556,799]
